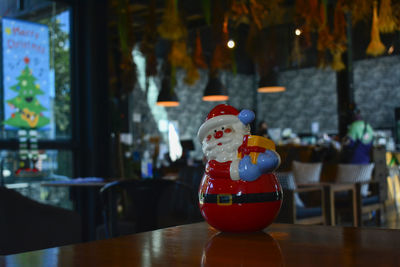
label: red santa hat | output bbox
[197,104,247,142]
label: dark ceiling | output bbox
[125,0,400,73]
[2,0,399,73]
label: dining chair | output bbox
[333,163,383,226]
[100,179,202,238]
[292,160,323,184]
[355,180,383,226]
[275,172,326,225]
[0,186,81,255]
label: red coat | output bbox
[199,159,282,232]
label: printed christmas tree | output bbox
[4,57,50,129]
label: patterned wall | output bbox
[258,67,338,134]
[354,55,400,129]
[131,55,400,158]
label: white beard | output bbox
[203,129,245,162]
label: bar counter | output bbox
[1,222,400,266]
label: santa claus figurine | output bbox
[197,104,282,232]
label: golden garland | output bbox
[366,1,386,57]
[317,0,333,69]
[193,31,208,69]
[379,0,397,33]
[158,0,187,41]
[350,0,372,25]
[330,0,347,71]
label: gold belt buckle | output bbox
[217,194,232,205]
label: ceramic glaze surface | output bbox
[199,173,282,232]
[197,104,282,232]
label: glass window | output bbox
[1,1,72,140]
[1,149,73,208]
[0,1,74,180]
[1,149,73,181]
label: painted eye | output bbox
[222,127,225,130]
[224,128,232,133]
[206,135,212,141]
[214,130,217,133]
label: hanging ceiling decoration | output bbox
[108,0,136,96]
[125,0,400,95]
[316,0,332,69]
[330,0,346,71]
[140,0,158,77]
[366,1,386,57]
[379,0,397,33]
[193,30,208,69]
[157,0,187,41]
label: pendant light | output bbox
[202,73,229,101]
[258,69,285,93]
[157,64,179,107]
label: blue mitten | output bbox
[239,155,261,181]
[257,150,280,173]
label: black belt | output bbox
[201,191,282,206]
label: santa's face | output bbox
[202,122,248,162]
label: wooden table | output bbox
[2,222,400,266]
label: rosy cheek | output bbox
[206,135,212,141]
[224,128,232,134]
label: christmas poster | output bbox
[2,18,51,129]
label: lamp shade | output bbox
[157,77,179,107]
[203,75,229,101]
[258,71,285,93]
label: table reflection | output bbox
[202,231,283,267]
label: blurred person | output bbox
[256,121,270,139]
[341,108,374,164]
